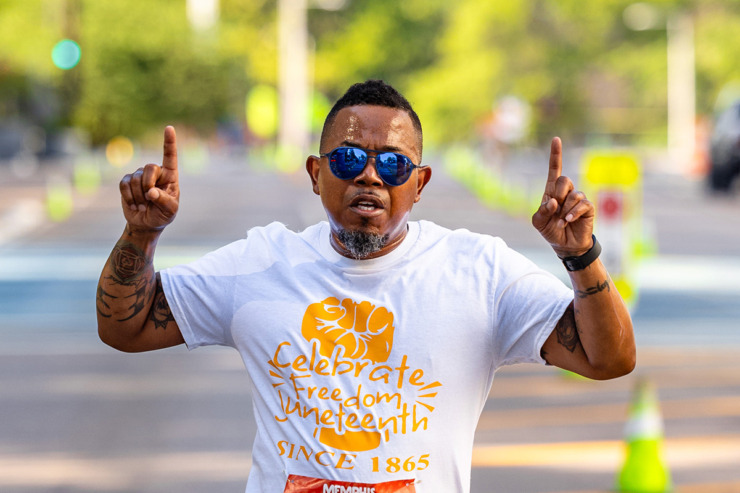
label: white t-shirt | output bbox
[160,220,573,493]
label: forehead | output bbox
[326,105,420,161]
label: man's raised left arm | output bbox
[532,137,635,380]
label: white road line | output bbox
[521,250,740,294]
[0,247,211,281]
[2,247,740,295]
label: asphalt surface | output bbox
[1,149,740,492]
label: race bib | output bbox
[283,474,416,493]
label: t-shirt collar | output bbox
[317,221,420,270]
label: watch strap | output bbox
[561,235,601,271]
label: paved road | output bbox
[1,151,740,492]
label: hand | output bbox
[119,126,180,233]
[531,137,594,258]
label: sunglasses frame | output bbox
[320,146,423,186]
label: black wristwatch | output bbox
[560,235,601,272]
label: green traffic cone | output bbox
[616,379,672,492]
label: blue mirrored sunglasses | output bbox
[320,147,422,186]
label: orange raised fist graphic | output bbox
[298,297,396,452]
[302,297,395,364]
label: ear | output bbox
[413,166,432,203]
[306,155,321,195]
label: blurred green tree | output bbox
[2,0,740,148]
[73,0,247,144]
[0,0,64,129]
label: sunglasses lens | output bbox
[327,147,415,186]
[330,148,367,179]
[377,153,412,186]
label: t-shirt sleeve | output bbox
[160,240,245,350]
[491,243,574,367]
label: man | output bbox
[97,80,635,492]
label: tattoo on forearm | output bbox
[149,275,175,330]
[575,278,610,299]
[96,285,115,318]
[118,275,154,322]
[102,239,156,321]
[110,241,150,284]
[555,302,580,353]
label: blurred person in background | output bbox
[96,80,635,492]
[708,100,740,192]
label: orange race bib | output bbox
[283,474,416,493]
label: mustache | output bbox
[349,190,383,200]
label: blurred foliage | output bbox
[1,0,740,147]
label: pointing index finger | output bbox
[542,137,563,204]
[162,125,178,172]
[546,136,562,188]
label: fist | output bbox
[301,297,395,364]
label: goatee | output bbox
[336,229,389,259]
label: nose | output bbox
[353,154,383,187]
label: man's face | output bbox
[306,105,431,259]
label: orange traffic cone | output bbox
[616,378,672,492]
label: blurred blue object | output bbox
[51,39,82,70]
[0,122,25,160]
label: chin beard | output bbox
[336,229,389,259]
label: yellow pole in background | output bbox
[581,152,642,310]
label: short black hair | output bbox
[320,79,423,156]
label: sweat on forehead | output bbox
[319,79,423,154]
[320,105,423,157]
[321,105,422,162]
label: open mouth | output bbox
[349,195,384,214]
[356,200,379,211]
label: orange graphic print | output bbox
[303,297,393,451]
[268,297,442,459]
[302,297,395,364]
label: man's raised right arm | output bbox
[96,126,184,352]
